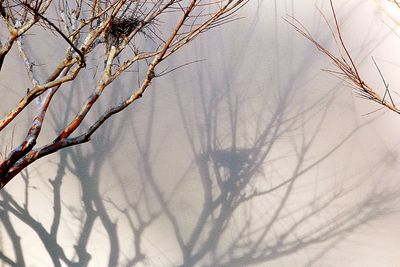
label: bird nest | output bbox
[108,16,141,45]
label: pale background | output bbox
[1,0,400,266]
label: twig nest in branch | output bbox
[109,16,141,45]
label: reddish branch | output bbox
[0,0,248,189]
[288,0,400,114]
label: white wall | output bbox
[1,0,400,266]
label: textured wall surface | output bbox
[1,1,400,266]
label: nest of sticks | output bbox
[109,16,141,45]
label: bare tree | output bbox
[0,0,247,188]
[289,0,400,115]
[0,1,397,266]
